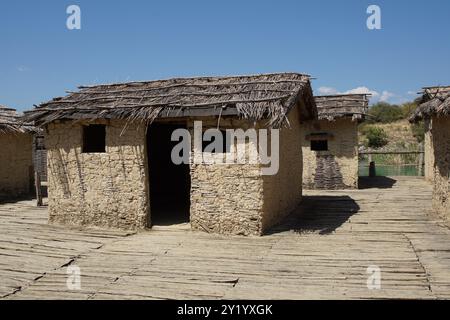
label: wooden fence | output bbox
[359,150,425,177]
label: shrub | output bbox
[364,126,389,149]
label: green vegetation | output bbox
[362,126,389,148]
[361,100,424,145]
[358,100,424,172]
[367,102,404,123]
[367,101,419,124]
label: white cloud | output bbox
[317,86,380,103]
[316,86,415,105]
[317,86,339,95]
[344,86,380,99]
[379,91,395,102]
[407,90,417,95]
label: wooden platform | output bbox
[1,176,450,299]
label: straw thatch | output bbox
[314,94,369,121]
[23,73,316,128]
[410,86,450,122]
[0,105,35,134]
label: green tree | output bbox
[400,101,418,118]
[364,126,389,149]
[368,102,404,123]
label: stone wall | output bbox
[46,120,149,230]
[431,116,450,221]
[424,118,435,182]
[189,108,304,235]
[0,133,33,199]
[301,118,359,189]
[261,106,303,232]
[189,118,265,236]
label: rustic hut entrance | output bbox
[147,123,191,226]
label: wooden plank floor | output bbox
[1,176,450,299]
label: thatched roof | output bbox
[314,94,369,121]
[23,73,316,128]
[410,86,450,122]
[0,105,35,134]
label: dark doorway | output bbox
[147,123,191,226]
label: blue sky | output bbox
[1,0,449,111]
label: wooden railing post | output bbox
[34,171,43,207]
[369,161,376,177]
[418,152,424,177]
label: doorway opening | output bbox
[147,123,191,226]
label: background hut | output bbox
[410,86,450,221]
[0,105,36,200]
[300,94,369,189]
[23,73,317,235]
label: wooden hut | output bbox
[23,73,317,235]
[410,86,450,221]
[0,105,35,200]
[300,94,369,189]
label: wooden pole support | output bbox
[35,171,43,207]
[369,161,376,178]
[418,142,425,177]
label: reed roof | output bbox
[0,105,35,134]
[23,73,316,128]
[314,94,369,121]
[410,86,450,122]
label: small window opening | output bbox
[311,139,328,151]
[35,135,46,151]
[83,125,106,153]
[202,129,231,153]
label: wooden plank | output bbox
[0,176,449,300]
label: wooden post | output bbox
[35,171,42,207]
[369,161,376,177]
[418,152,424,177]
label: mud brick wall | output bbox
[431,116,450,221]
[0,133,33,199]
[301,118,359,190]
[45,120,149,230]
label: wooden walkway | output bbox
[1,176,450,299]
